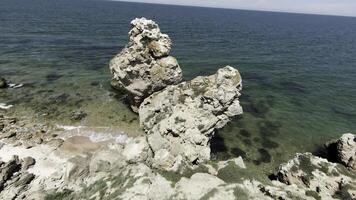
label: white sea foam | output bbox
[8,83,23,89]
[56,125,130,144]
[0,103,13,110]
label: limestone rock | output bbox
[139,66,243,170]
[22,157,36,170]
[122,136,151,163]
[174,173,236,200]
[326,133,356,170]
[274,153,356,199]
[0,156,36,199]
[110,17,182,112]
[217,156,246,171]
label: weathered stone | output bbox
[139,66,243,170]
[175,173,236,200]
[0,156,21,189]
[326,133,356,170]
[217,156,246,171]
[0,155,36,200]
[46,138,64,149]
[274,153,356,199]
[0,78,7,88]
[110,18,182,112]
[22,157,36,170]
[122,136,151,163]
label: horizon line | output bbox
[108,0,356,18]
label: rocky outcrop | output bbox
[139,66,243,170]
[326,133,356,170]
[110,18,182,112]
[0,156,36,199]
[1,115,355,200]
[274,153,356,199]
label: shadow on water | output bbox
[210,131,232,160]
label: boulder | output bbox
[110,18,182,112]
[0,155,36,199]
[0,78,7,88]
[139,66,243,170]
[274,153,356,199]
[217,156,246,171]
[326,133,356,170]
[122,136,151,163]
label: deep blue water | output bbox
[1,0,356,174]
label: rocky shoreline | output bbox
[0,112,355,199]
[0,18,355,199]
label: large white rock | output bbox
[326,133,356,170]
[274,153,356,199]
[174,173,236,200]
[110,18,182,112]
[139,66,243,170]
[122,136,151,163]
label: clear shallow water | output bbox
[1,0,356,177]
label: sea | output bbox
[1,0,356,179]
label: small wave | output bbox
[56,125,130,144]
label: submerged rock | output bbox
[70,110,87,121]
[326,133,356,170]
[139,66,243,170]
[110,18,182,112]
[0,77,7,88]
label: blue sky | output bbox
[116,0,356,17]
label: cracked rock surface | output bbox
[139,66,243,170]
[0,156,36,200]
[110,17,182,112]
[326,133,356,170]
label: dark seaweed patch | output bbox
[90,81,100,86]
[258,120,281,137]
[253,137,261,143]
[261,139,279,149]
[253,160,261,165]
[243,100,270,117]
[257,148,271,163]
[46,72,62,82]
[242,139,252,145]
[231,147,247,158]
[239,129,251,138]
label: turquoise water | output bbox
[1,0,356,176]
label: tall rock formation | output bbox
[110,18,182,112]
[139,66,243,170]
